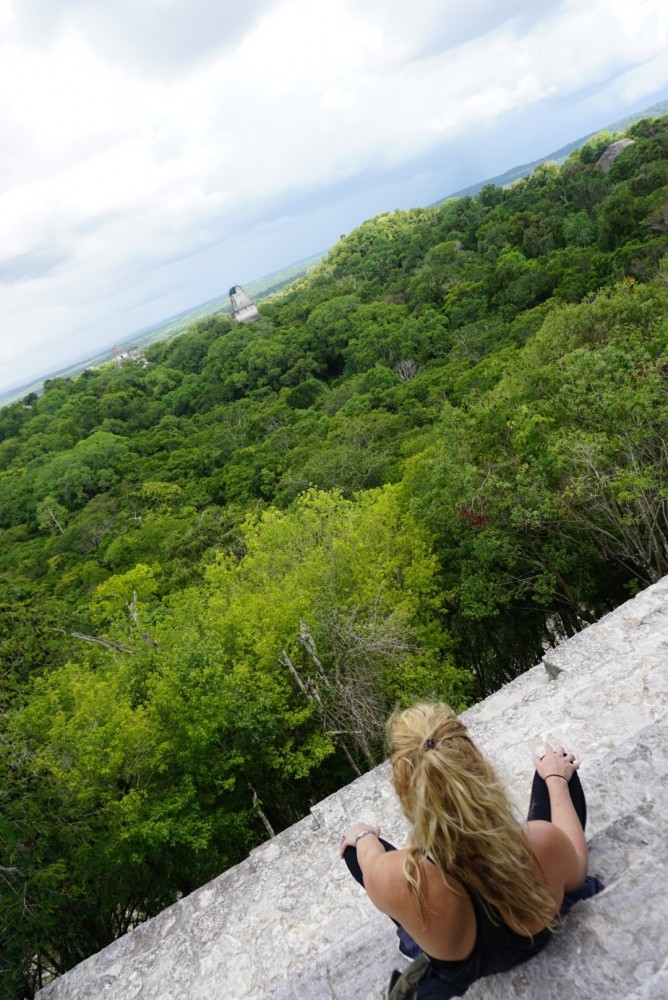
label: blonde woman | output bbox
[339,703,603,998]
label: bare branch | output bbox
[127,590,138,622]
[242,770,276,838]
[45,505,64,534]
[53,628,137,655]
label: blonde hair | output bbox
[388,703,557,935]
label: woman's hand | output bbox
[338,821,380,857]
[534,744,579,783]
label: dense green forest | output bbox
[0,253,325,408]
[1,117,667,998]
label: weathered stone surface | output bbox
[229,284,261,324]
[597,138,635,172]
[37,579,668,1000]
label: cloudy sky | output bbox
[1,0,667,396]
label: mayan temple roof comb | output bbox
[229,284,260,324]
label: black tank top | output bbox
[418,883,552,999]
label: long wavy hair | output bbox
[387,703,558,934]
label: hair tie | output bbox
[422,737,437,751]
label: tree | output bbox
[562,210,596,247]
[36,497,68,535]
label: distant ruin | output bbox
[229,285,261,324]
[113,345,144,368]
[597,138,635,173]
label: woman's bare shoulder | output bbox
[524,820,584,895]
[525,819,572,854]
[363,848,476,958]
[363,848,464,919]
[361,847,411,914]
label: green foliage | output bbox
[562,210,596,246]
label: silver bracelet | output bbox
[355,828,378,844]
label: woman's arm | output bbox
[338,821,382,859]
[534,745,588,888]
[339,821,404,916]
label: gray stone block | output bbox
[36,580,668,1000]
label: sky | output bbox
[0,0,667,396]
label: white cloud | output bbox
[0,0,667,393]
[10,0,280,74]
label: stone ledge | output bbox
[36,579,668,1000]
[542,579,668,678]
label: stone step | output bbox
[265,712,668,1000]
[470,849,667,1000]
[36,579,668,1000]
[542,577,668,679]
